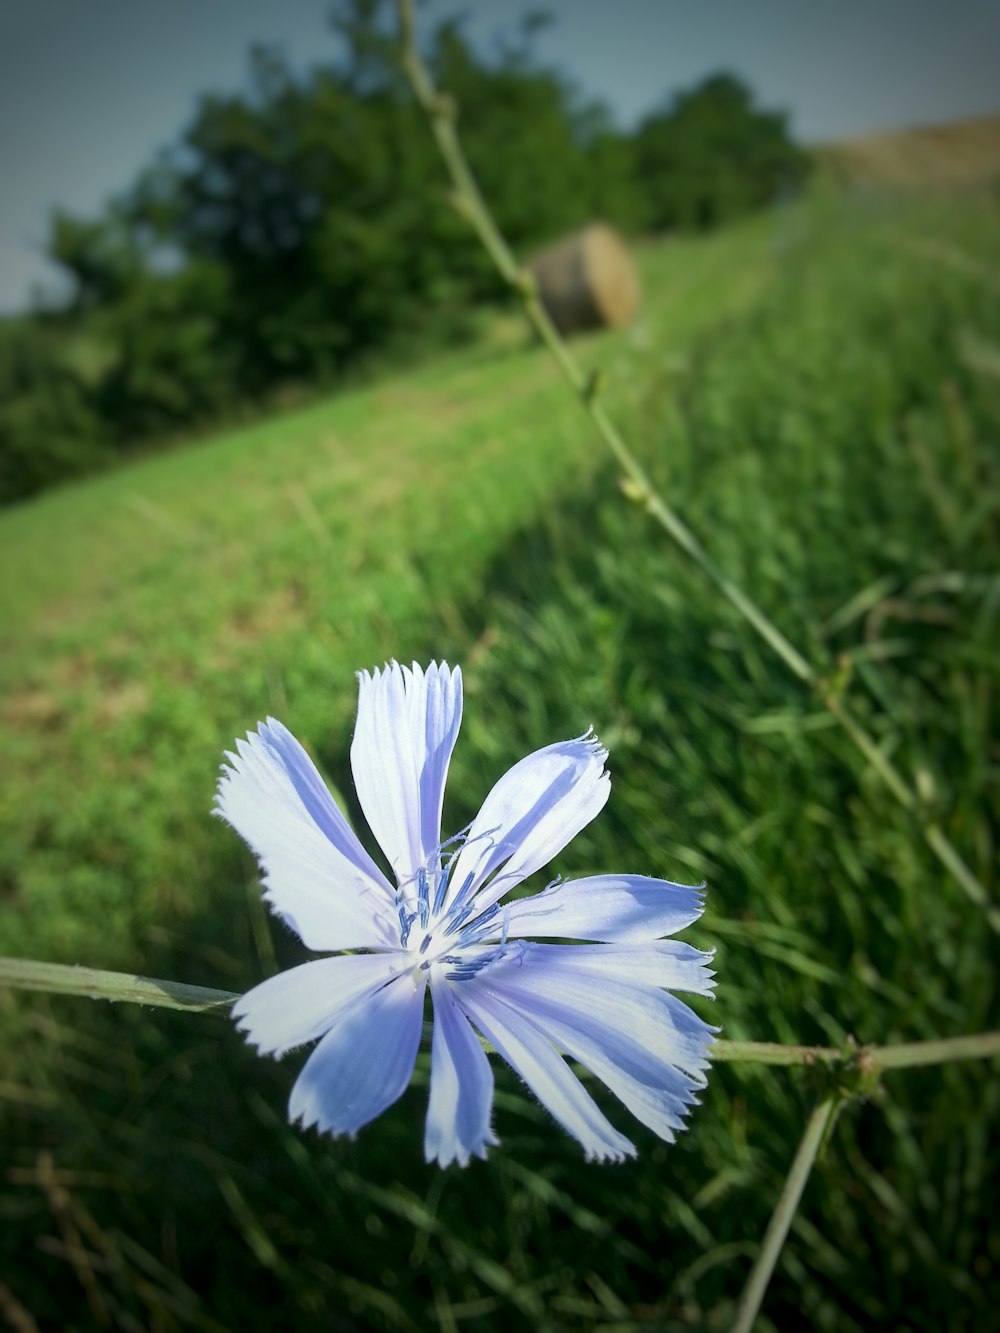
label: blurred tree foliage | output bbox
[0,0,806,503]
[635,73,807,229]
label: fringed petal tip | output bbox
[213,723,270,802]
[232,1015,310,1061]
[289,1108,327,1137]
[574,724,608,759]
[356,659,460,688]
[425,1131,499,1170]
[231,1001,304,1060]
[681,881,709,908]
[687,947,718,996]
[216,715,301,766]
[584,1142,637,1166]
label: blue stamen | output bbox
[443,939,528,982]
[443,896,481,938]
[446,870,478,915]
[397,902,417,948]
[452,902,500,947]
[422,824,473,917]
[443,952,492,981]
[430,870,446,916]
[438,824,503,916]
[417,868,430,929]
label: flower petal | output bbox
[512,941,715,996]
[234,953,406,1057]
[424,970,499,1167]
[502,875,706,942]
[490,945,716,1079]
[216,720,397,950]
[351,662,463,887]
[476,950,713,1143]
[289,973,426,1137]
[448,734,610,915]
[457,984,635,1163]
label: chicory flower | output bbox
[217,661,715,1166]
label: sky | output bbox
[1,0,998,313]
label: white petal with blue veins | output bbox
[216,720,397,951]
[234,952,406,1057]
[447,734,610,915]
[502,875,706,942]
[289,972,426,1137]
[351,662,463,889]
[424,970,499,1167]
[458,984,636,1163]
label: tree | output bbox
[47,208,143,312]
[635,73,809,231]
[8,5,810,504]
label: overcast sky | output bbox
[1,0,998,313]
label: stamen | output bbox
[499,903,511,948]
[438,822,473,854]
[397,901,417,948]
[443,938,528,982]
[416,868,430,929]
[445,870,478,918]
[439,824,503,915]
[451,901,500,947]
[443,952,490,981]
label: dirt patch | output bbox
[95,680,150,723]
[225,582,307,647]
[4,690,65,730]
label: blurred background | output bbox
[1,1,998,1328]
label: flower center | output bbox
[393,859,516,980]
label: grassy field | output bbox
[1,193,999,1330]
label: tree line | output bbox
[0,2,808,503]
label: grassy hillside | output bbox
[2,196,998,1330]
[815,112,1000,188]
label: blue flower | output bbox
[217,661,715,1166]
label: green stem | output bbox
[395,0,995,931]
[731,1095,840,1333]
[712,1033,1000,1070]
[3,958,998,1071]
[0,957,237,1013]
[712,1040,840,1067]
[873,1031,1000,1069]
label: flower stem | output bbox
[0,956,237,1012]
[731,1095,840,1333]
[711,1033,1000,1070]
[872,1031,1000,1069]
[394,0,996,932]
[3,957,998,1071]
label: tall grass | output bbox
[1,187,998,1327]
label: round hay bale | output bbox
[528,223,640,335]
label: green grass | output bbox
[1,195,998,1330]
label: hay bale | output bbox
[528,223,639,334]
